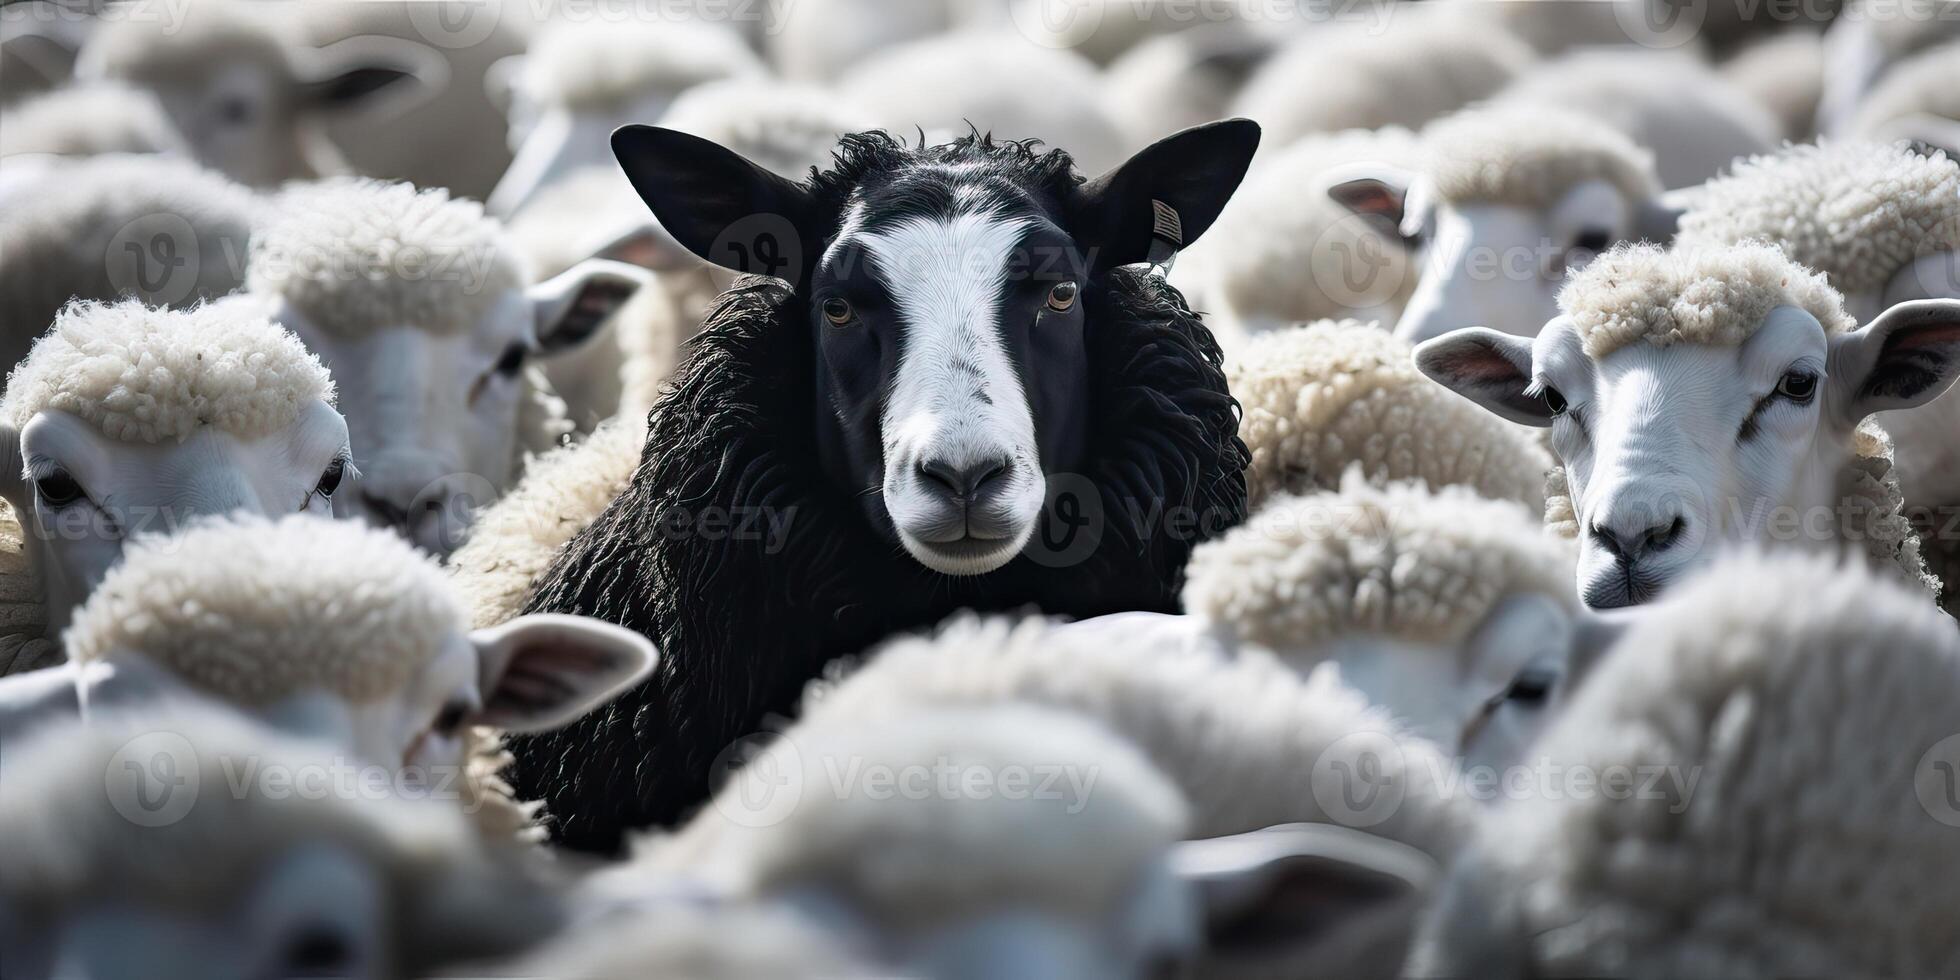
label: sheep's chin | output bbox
[897,525,1033,577]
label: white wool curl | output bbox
[1416,550,1960,977]
[1184,472,1575,653]
[64,514,460,705]
[249,178,528,339]
[1675,140,1960,296]
[1,299,333,444]
[1228,320,1551,512]
[1420,106,1660,209]
[1556,241,1856,360]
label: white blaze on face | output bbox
[858,210,1049,575]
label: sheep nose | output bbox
[1590,513,1687,564]
[917,457,1012,504]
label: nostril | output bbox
[916,457,1014,500]
[918,459,960,497]
[1589,523,1625,560]
[970,457,1011,495]
[1646,516,1687,552]
[361,492,408,525]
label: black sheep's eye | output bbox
[34,470,83,507]
[282,924,353,977]
[1571,228,1612,255]
[822,298,854,326]
[315,458,346,499]
[1541,386,1569,417]
[1775,370,1818,403]
[1046,281,1079,313]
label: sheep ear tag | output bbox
[1146,200,1184,277]
[470,614,658,733]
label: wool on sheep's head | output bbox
[510,124,1257,851]
[1416,243,1960,610]
[64,512,462,706]
[2,299,334,445]
[0,709,563,980]
[1675,140,1960,303]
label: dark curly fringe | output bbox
[509,266,1246,854]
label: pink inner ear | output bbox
[1338,184,1400,218]
[1890,322,1960,352]
[1440,346,1521,382]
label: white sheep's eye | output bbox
[1570,228,1612,255]
[434,699,472,737]
[34,470,83,507]
[1046,281,1079,313]
[1541,386,1569,417]
[1506,665,1559,706]
[281,923,355,977]
[1775,370,1818,402]
[314,459,346,499]
[822,298,854,326]
[217,96,255,126]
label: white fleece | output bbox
[2,299,333,444]
[1414,550,1960,978]
[1228,321,1552,512]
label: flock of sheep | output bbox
[1,0,1959,976]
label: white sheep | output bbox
[1230,8,1532,157]
[1409,550,1960,978]
[762,0,978,82]
[1417,242,1957,609]
[10,511,658,843]
[244,177,647,556]
[75,0,433,187]
[0,153,256,380]
[798,613,1473,857]
[1672,140,1960,602]
[1178,473,1609,773]
[1170,125,1423,349]
[515,900,875,978]
[837,31,1129,173]
[0,708,567,979]
[1848,39,1960,154]
[484,17,764,217]
[639,697,1443,978]
[0,81,183,160]
[1322,104,1681,346]
[0,299,347,669]
[1491,48,1780,189]
[1227,320,1552,513]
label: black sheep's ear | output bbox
[612,125,823,288]
[1071,118,1261,276]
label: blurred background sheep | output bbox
[4,0,1959,976]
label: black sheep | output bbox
[511,121,1259,853]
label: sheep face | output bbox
[80,19,427,188]
[275,262,643,557]
[1325,165,1683,348]
[611,120,1259,576]
[1418,300,1960,608]
[488,86,686,220]
[1314,595,1622,774]
[0,401,349,633]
